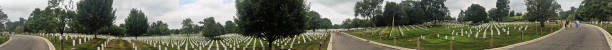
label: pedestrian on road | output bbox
[575,20,580,28]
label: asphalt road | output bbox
[509,24,610,50]
[331,32,398,50]
[0,35,50,50]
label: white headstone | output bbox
[72,40,76,46]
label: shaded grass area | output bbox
[38,35,156,50]
[0,33,8,45]
[346,24,561,50]
[40,35,104,50]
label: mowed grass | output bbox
[0,33,9,45]
[41,35,104,50]
[592,24,612,35]
[289,33,329,50]
[39,35,157,50]
[345,23,561,50]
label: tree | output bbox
[488,8,498,21]
[149,21,169,35]
[525,0,561,27]
[560,7,577,19]
[577,0,612,22]
[224,21,237,33]
[379,2,402,26]
[492,0,510,21]
[199,17,225,38]
[401,0,427,25]
[236,0,307,49]
[420,0,451,22]
[318,18,333,29]
[6,18,26,32]
[97,25,126,36]
[0,6,7,31]
[354,0,383,27]
[181,18,195,34]
[76,0,115,38]
[25,8,60,33]
[124,9,149,39]
[464,4,489,23]
[305,11,322,30]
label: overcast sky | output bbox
[0,0,583,29]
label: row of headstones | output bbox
[379,25,429,36]
[271,32,328,49]
[435,24,529,40]
[97,37,114,50]
[134,35,259,50]
[132,32,328,50]
[39,33,94,47]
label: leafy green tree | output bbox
[318,18,333,29]
[464,4,488,23]
[305,11,322,30]
[6,18,26,32]
[199,17,225,38]
[419,0,451,22]
[492,0,510,21]
[76,0,116,38]
[25,8,60,33]
[224,21,237,33]
[560,7,577,19]
[0,7,7,31]
[458,10,466,22]
[354,0,383,27]
[124,9,149,39]
[401,0,427,25]
[525,0,561,27]
[379,2,402,26]
[236,0,307,49]
[149,21,169,35]
[577,0,612,22]
[181,18,195,34]
[488,8,498,21]
[97,25,126,36]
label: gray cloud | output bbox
[0,0,585,29]
[0,0,48,21]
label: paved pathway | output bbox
[0,35,51,50]
[509,24,610,50]
[331,31,397,50]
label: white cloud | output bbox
[0,0,48,21]
[0,0,585,29]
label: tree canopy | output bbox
[76,0,116,37]
[236,0,308,48]
[124,9,149,36]
[463,4,489,23]
[525,0,561,27]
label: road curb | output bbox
[0,35,13,48]
[327,33,333,50]
[32,35,55,50]
[341,32,415,50]
[488,25,566,50]
[587,24,612,49]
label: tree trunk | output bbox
[266,38,275,50]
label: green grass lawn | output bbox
[40,35,104,50]
[345,23,561,50]
[592,24,612,34]
[0,33,9,45]
[38,34,151,50]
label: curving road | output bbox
[330,31,398,50]
[0,35,51,50]
[509,24,610,50]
